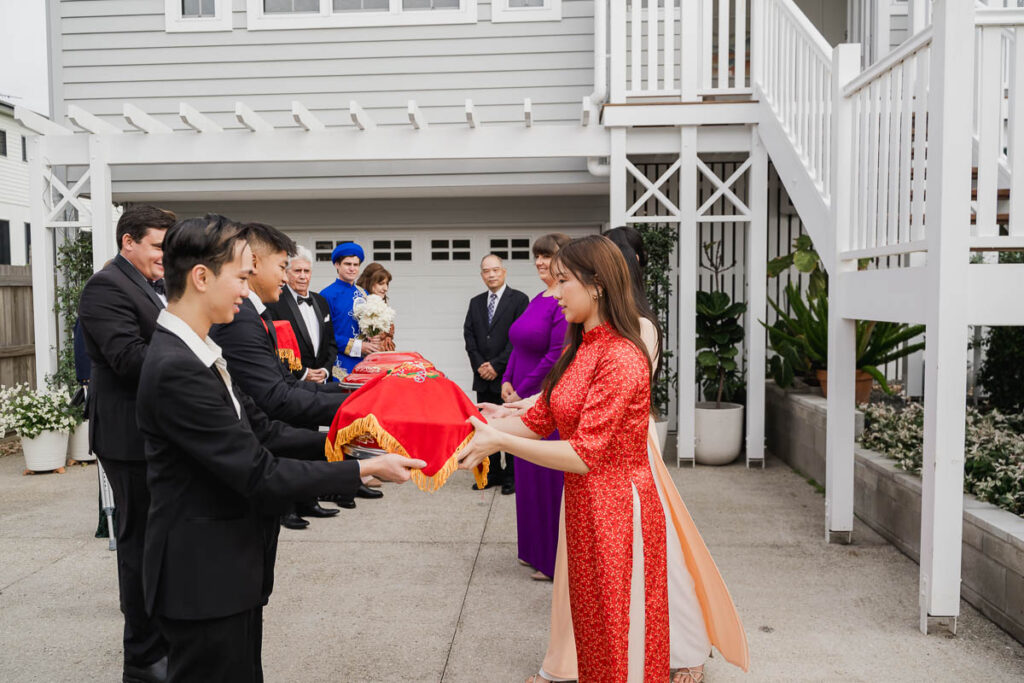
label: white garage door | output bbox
[289,227,597,395]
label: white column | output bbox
[745,128,768,466]
[676,126,698,465]
[89,136,116,272]
[609,128,627,227]
[609,0,626,103]
[824,43,862,544]
[918,0,974,636]
[680,0,701,101]
[27,137,58,387]
[871,0,891,67]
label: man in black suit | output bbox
[463,253,529,494]
[137,215,423,682]
[209,223,382,527]
[265,245,337,385]
[78,205,177,683]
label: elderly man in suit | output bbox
[136,215,423,682]
[78,204,178,683]
[463,253,529,494]
[266,245,337,385]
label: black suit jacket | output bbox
[137,327,361,620]
[209,298,344,429]
[265,289,338,381]
[78,255,165,461]
[464,287,529,394]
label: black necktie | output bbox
[149,279,166,296]
[297,296,313,306]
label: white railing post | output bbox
[677,127,699,465]
[681,0,702,100]
[27,137,59,388]
[745,128,768,466]
[871,0,891,66]
[824,43,861,545]
[610,128,628,227]
[918,0,975,637]
[610,0,627,103]
[89,136,117,273]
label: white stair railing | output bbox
[757,0,834,203]
[612,0,751,101]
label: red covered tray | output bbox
[337,351,434,390]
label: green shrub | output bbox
[860,401,1024,516]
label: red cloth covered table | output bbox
[325,360,488,491]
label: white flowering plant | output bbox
[352,294,396,340]
[860,400,1024,517]
[0,383,81,439]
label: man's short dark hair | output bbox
[116,205,177,250]
[241,222,297,257]
[163,214,246,302]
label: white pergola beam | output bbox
[123,104,173,134]
[15,106,72,136]
[68,105,121,135]
[235,102,273,133]
[465,99,479,128]
[407,100,428,130]
[179,103,223,133]
[523,98,533,127]
[349,100,375,131]
[291,101,324,132]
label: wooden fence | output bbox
[0,265,35,389]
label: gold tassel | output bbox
[276,348,302,371]
[327,415,488,492]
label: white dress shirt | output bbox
[157,310,241,419]
[486,284,507,322]
[287,285,321,355]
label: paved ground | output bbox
[1,444,1023,682]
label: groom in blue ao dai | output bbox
[319,242,374,375]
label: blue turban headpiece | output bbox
[331,242,365,264]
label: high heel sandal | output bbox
[670,665,705,683]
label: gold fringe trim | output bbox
[277,348,302,371]
[327,414,488,492]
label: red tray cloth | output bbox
[272,320,302,372]
[325,360,488,492]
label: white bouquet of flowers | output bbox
[352,294,396,340]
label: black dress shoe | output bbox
[333,497,356,509]
[123,656,167,683]
[501,481,515,495]
[471,480,498,491]
[280,512,309,530]
[355,483,383,499]
[295,502,340,518]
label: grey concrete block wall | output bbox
[765,382,1024,644]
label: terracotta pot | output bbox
[815,369,874,404]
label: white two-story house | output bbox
[20,0,1024,634]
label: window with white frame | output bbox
[490,0,560,23]
[166,0,233,31]
[246,0,477,29]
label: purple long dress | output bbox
[503,291,567,578]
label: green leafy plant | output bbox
[696,241,747,407]
[52,232,93,395]
[765,281,925,392]
[767,234,827,299]
[0,383,80,439]
[639,224,679,417]
[976,251,1024,413]
[860,401,1024,517]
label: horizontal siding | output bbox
[56,0,597,191]
[0,120,30,207]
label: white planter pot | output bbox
[68,422,94,462]
[694,402,744,466]
[21,430,70,473]
[654,418,669,454]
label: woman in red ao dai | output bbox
[459,235,670,682]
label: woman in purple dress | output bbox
[502,232,571,580]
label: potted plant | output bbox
[694,241,747,465]
[765,238,925,403]
[639,224,679,452]
[0,383,80,474]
